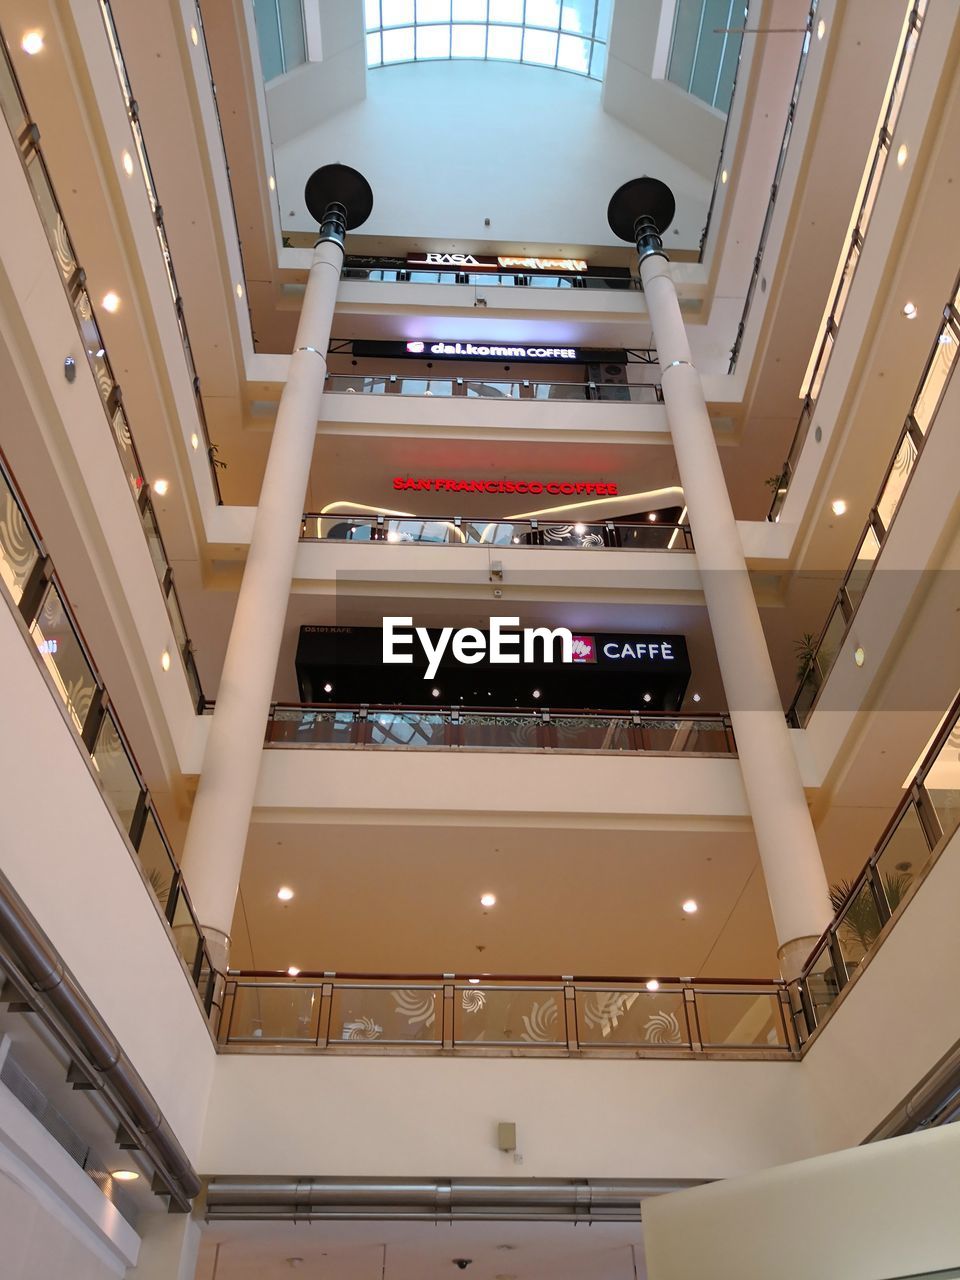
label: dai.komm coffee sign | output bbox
[406,339,580,362]
[382,618,685,681]
[393,475,619,496]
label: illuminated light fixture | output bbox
[854,646,865,667]
[431,687,440,698]
[469,978,481,985]
[153,478,169,496]
[682,899,698,914]
[160,650,171,671]
[480,893,497,908]
[721,169,728,185]
[831,498,847,516]
[647,512,658,522]
[323,682,333,693]
[235,283,244,299]
[386,529,400,543]
[190,432,200,450]
[896,144,909,167]
[532,689,541,699]
[190,25,199,46]
[277,886,294,901]
[111,1169,140,1182]
[645,979,660,992]
[574,522,586,534]
[692,692,702,703]
[512,536,520,544]
[121,150,135,177]
[287,966,300,977]
[102,291,121,313]
[902,301,918,319]
[21,30,44,55]
[817,19,825,39]
[642,692,652,703]
[268,175,276,191]
[939,331,955,345]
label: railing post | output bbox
[442,980,455,1050]
[777,984,800,1053]
[317,980,334,1048]
[683,986,702,1052]
[563,980,579,1052]
[631,713,646,752]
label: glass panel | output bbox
[417,23,451,57]
[913,326,957,433]
[278,0,307,69]
[252,0,284,79]
[845,523,881,606]
[873,801,928,908]
[808,329,834,401]
[459,713,543,749]
[641,719,730,753]
[169,890,201,971]
[857,144,887,234]
[329,987,441,1043]
[452,24,486,56]
[383,26,416,60]
[454,987,564,1045]
[0,49,27,136]
[139,499,169,585]
[551,715,633,751]
[921,719,960,847]
[91,711,142,838]
[23,151,78,283]
[801,939,841,1027]
[230,984,322,1042]
[30,584,97,735]
[135,809,176,909]
[575,988,690,1047]
[835,879,882,971]
[367,711,447,747]
[832,239,861,329]
[814,601,848,683]
[714,16,741,112]
[269,708,359,745]
[668,0,703,94]
[792,665,821,727]
[876,431,918,530]
[689,0,728,107]
[695,990,788,1048]
[0,478,39,605]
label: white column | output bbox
[641,251,832,978]
[130,1213,201,1279]
[180,237,343,969]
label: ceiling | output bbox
[197,1218,648,1280]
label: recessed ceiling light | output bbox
[854,646,865,667]
[721,169,728,184]
[831,498,847,516]
[645,979,660,992]
[480,893,497,908]
[21,30,44,55]
[692,692,701,703]
[896,144,909,167]
[111,1169,140,1182]
[816,19,825,39]
[268,175,276,191]
[102,291,121,313]
[682,899,698,914]
[235,283,244,299]
[532,689,541,699]
[121,150,135,176]
[190,25,199,45]
[902,301,918,319]
[469,977,481,985]
[642,692,652,703]
[190,432,199,450]
[287,966,300,977]
[160,650,171,671]
[647,512,658,522]
[323,682,333,693]
[431,687,440,697]
[153,478,169,496]
[277,886,294,901]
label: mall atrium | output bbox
[0,0,958,1276]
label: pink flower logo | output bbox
[406,340,425,354]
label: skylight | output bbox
[365,0,611,81]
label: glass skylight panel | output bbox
[366,0,608,78]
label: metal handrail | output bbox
[786,289,959,726]
[300,512,693,550]
[323,372,663,401]
[765,0,928,514]
[340,265,642,290]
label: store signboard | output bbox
[351,339,625,364]
[392,476,619,496]
[572,634,687,669]
[406,252,588,272]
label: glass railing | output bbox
[728,0,819,371]
[796,686,960,1037]
[766,0,928,515]
[788,287,959,726]
[265,705,735,755]
[698,0,750,259]
[340,266,640,291]
[96,0,224,503]
[0,451,216,1014]
[324,373,662,403]
[0,27,205,709]
[302,513,693,551]
[219,973,797,1057]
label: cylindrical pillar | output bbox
[609,181,832,978]
[180,168,372,974]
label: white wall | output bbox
[203,1055,818,1180]
[0,603,216,1161]
[643,1123,960,1280]
[274,60,711,248]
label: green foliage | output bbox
[829,871,913,953]
[794,632,819,681]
